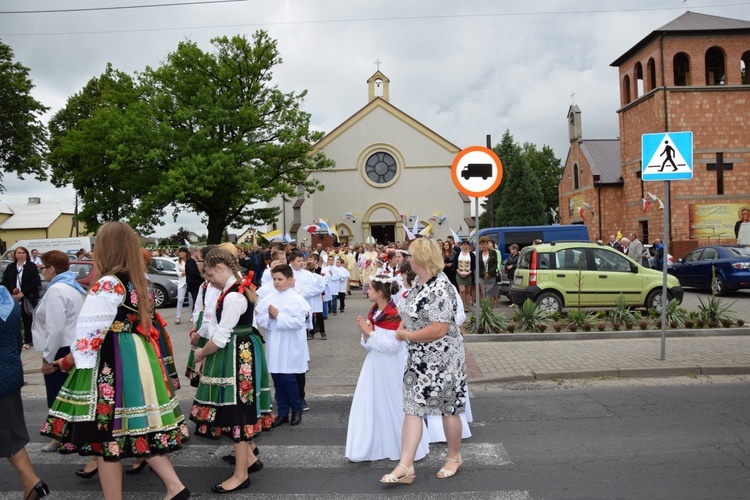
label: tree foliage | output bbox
[48,65,163,233]
[480,130,561,227]
[0,39,49,191]
[166,227,191,247]
[47,31,334,242]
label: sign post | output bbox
[641,131,693,360]
[451,146,503,333]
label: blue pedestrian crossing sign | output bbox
[641,131,693,181]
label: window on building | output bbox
[622,75,631,103]
[673,52,690,86]
[635,62,644,97]
[742,51,750,84]
[639,221,649,248]
[573,163,580,190]
[705,46,726,85]
[647,58,657,91]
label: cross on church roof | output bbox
[374,58,382,71]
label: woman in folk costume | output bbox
[185,246,218,387]
[358,244,380,295]
[189,248,264,493]
[346,275,429,462]
[40,221,190,500]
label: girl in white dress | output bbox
[346,275,429,462]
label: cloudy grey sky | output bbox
[1,0,748,238]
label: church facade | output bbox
[269,71,472,246]
[559,11,750,256]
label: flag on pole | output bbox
[184,239,191,248]
[642,198,651,212]
[261,229,281,240]
[302,224,320,233]
[646,192,665,209]
[419,221,433,236]
[583,202,594,214]
[616,229,622,240]
[318,219,333,236]
[412,216,420,236]
[549,207,558,221]
[450,227,462,244]
[578,206,585,222]
[402,223,416,241]
[330,224,338,238]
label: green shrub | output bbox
[697,296,736,324]
[512,299,550,332]
[465,298,508,333]
[609,294,637,326]
[566,309,596,328]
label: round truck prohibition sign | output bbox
[451,146,503,198]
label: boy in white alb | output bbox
[334,257,351,312]
[322,255,339,315]
[256,264,311,427]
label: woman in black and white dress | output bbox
[380,238,467,485]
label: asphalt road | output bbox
[3,378,750,499]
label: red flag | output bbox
[642,198,651,212]
[578,206,585,222]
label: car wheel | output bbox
[153,285,167,309]
[645,289,672,313]
[712,275,727,296]
[535,291,563,314]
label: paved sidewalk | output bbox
[19,291,750,398]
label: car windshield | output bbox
[726,246,750,257]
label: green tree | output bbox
[496,155,546,226]
[522,142,563,223]
[141,31,334,243]
[0,40,49,190]
[47,65,164,233]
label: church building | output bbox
[559,11,750,257]
[270,70,471,245]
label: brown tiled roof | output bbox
[580,140,622,185]
[611,11,750,66]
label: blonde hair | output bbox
[93,222,151,333]
[409,238,444,277]
[204,248,257,303]
[217,242,238,257]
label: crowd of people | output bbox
[0,225,472,497]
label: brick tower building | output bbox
[560,11,750,257]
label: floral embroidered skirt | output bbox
[40,330,189,460]
[185,336,208,386]
[190,325,265,441]
[155,312,180,392]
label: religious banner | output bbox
[567,194,589,217]
[689,203,750,240]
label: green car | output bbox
[509,242,684,314]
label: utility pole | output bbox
[486,134,493,226]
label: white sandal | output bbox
[437,455,463,479]
[379,462,415,484]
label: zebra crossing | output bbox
[1,395,531,499]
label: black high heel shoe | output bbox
[25,480,50,500]
[75,467,98,479]
[125,460,148,475]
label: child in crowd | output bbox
[255,264,311,428]
[322,255,339,315]
[346,275,429,462]
[334,257,351,313]
[294,252,325,340]
[190,249,262,494]
[261,249,287,286]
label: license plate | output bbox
[514,275,522,285]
